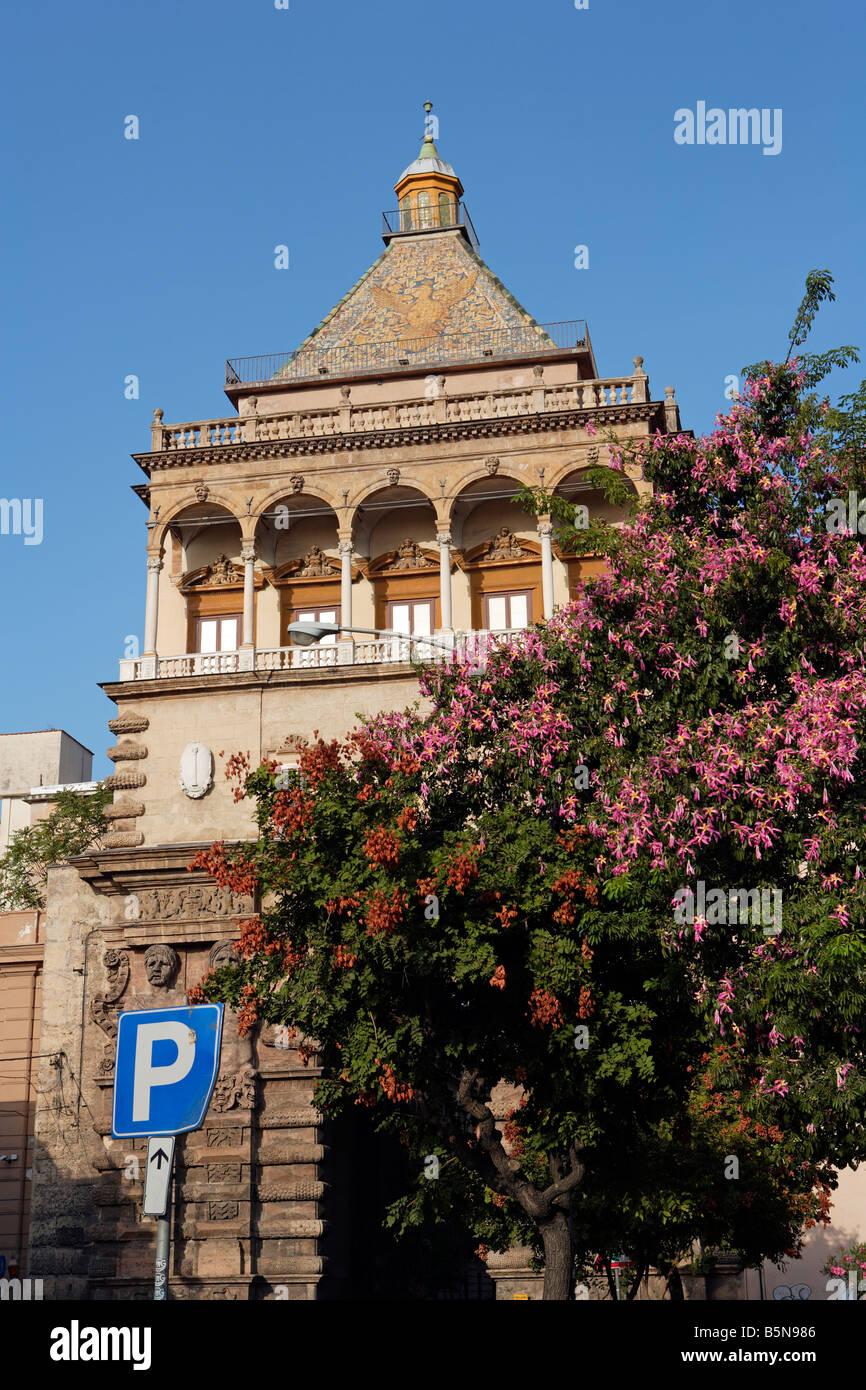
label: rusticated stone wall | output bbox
[28,865,348,1300]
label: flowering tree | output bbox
[192,298,866,1299]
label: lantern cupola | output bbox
[390,101,465,238]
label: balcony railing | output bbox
[118,630,527,682]
[225,319,591,389]
[381,200,478,249]
[153,364,652,454]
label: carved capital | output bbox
[338,539,354,556]
[146,556,163,574]
[436,532,452,547]
[240,540,256,563]
[537,522,554,539]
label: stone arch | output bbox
[350,482,439,560]
[151,494,244,554]
[346,472,440,525]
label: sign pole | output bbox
[154,1176,172,1301]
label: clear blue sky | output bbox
[1,0,864,779]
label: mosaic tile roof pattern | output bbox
[282,231,548,377]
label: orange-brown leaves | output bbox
[529,987,563,1029]
[445,846,480,893]
[396,805,418,833]
[577,986,595,1019]
[363,887,407,937]
[496,904,518,930]
[271,783,315,838]
[233,916,280,960]
[489,965,506,990]
[378,1062,415,1102]
[223,751,252,802]
[551,868,598,925]
[188,842,259,897]
[363,827,401,869]
[298,736,342,788]
[333,944,357,969]
[237,983,259,1037]
[416,876,437,898]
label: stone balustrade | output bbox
[151,372,650,453]
[118,629,525,681]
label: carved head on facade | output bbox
[144,943,180,989]
[209,940,235,973]
[386,468,401,486]
[485,456,500,476]
[193,481,209,503]
[289,474,305,493]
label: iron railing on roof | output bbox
[381,199,479,249]
[225,319,591,388]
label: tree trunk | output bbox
[539,1209,573,1300]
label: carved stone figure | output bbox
[289,474,305,493]
[134,885,252,921]
[193,481,209,503]
[129,944,187,1011]
[487,527,525,560]
[386,468,400,486]
[203,555,238,586]
[208,940,257,1112]
[90,949,131,1077]
[297,546,333,577]
[485,456,500,476]
[388,538,432,570]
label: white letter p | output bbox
[133,1022,195,1122]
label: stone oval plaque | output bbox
[178,741,214,799]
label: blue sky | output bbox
[1,0,864,779]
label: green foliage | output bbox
[0,785,111,910]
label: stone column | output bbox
[338,539,355,665]
[339,540,354,634]
[241,541,256,647]
[437,531,453,630]
[144,554,163,654]
[538,522,555,619]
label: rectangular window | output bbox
[387,599,435,636]
[196,614,241,653]
[483,591,531,631]
[288,607,340,645]
[386,598,436,659]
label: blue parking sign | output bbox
[112,1004,224,1138]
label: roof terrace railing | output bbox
[226,319,591,389]
[381,200,479,249]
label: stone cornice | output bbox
[133,402,663,474]
[99,657,421,702]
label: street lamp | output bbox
[285,621,455,652]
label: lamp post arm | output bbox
[346,625,455,652]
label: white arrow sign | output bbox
[143,1135,175,1217]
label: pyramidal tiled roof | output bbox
[279,230,553,378]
